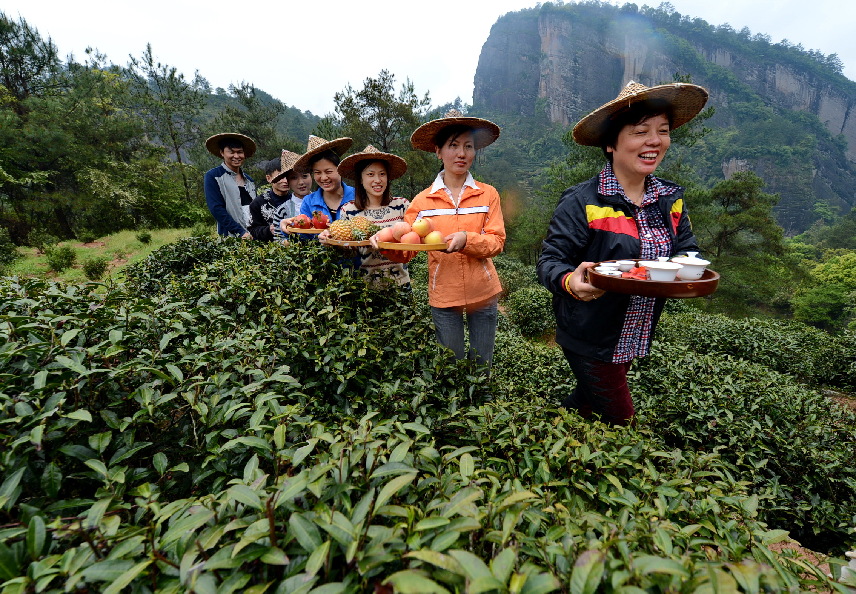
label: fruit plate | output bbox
[588,264,720,298]
[324,238,371,247]
[377,241,448,251]
[285,227,323,234]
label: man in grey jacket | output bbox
[203,133,258,237]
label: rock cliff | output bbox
[473,4,856,232]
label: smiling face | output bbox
[435,130,475,177]
[360,161,388,202]
[311,158,342,194]
[286,170,313,198]
[220,145,246,172]
[606,114,671,182]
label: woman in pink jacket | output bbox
[406,110,506,366]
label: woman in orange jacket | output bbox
[406,110,506,366]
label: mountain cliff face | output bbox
[473,3,856,233]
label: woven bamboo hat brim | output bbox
[271,150,304,183]
[337,145,408,181]
[410,109,501,152]
[293,135,353,173]
[205,133,257,158]
[572,81,709,147]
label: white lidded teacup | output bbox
[671,256,710,280]
[639,261,683,282]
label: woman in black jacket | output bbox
[537,81,708,426]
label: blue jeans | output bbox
[431,297,498,367]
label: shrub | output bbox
[44,245,76,272]
[494,253,537,296]
[136,230,152,244]
[657,310,856,389]
[190,221,213,237]
[0,227,19,268]
[635,340,856,550]
[27,229,59,254]
[504,285,555,337]
[0,241,850,591]
[492,329,573,401]
[76,230,98,244]
[82,256,109,280]
[123,235,226,294]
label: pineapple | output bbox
[353,222,381,241]
[328,219,354,241]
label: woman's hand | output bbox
[318,229,331,244]
[280,217,296,232]
[569,262,605,301]
[444,231,467,253]
[369,232,381,250]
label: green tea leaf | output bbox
[305,540,330,575]
[375,472,416,509]
[27,515,46,560]
[569,549,605,594]
[383,570,450,594]
[65,409,92,422]
[288,512,322,551]
[41,463,62,498]
[103,560,152,594]
[153,452,167,475]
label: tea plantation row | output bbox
[0,238,854,593]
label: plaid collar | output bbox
[598,162,676,206]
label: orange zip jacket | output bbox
[405,180,506,308]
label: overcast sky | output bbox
[4,0,853,117]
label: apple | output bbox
[411,218,433,237]
[399,231,422,245]
[391,221,411,241]
[375,226,395,243]
[423,230,445,245]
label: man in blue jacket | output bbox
[203,133,257,237]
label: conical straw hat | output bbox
[271,149,304,182]
[204,132,257,158]
[337,145,408,181]
[410,109,500,152]
[293,135,353,172]
[572,81,708,146]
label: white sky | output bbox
[4,0,853,117]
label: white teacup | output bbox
[641,261,683,282]
[671,256,710,280]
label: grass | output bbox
[4,227,212,283]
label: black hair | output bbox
[353,159,391,211]
[264,158,282,177]
[433,124,473,151]
[308,149,341,169]
[218,138,245,152]
[600,99,674,161]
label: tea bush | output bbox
[0,242,852,592]
[44,245,76,272]
[657,311,856,389]
[82,256,110,281]
[494,254,537,297]
[504,286,555,337]
[635,340,856,550]
[136,230,152,244]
